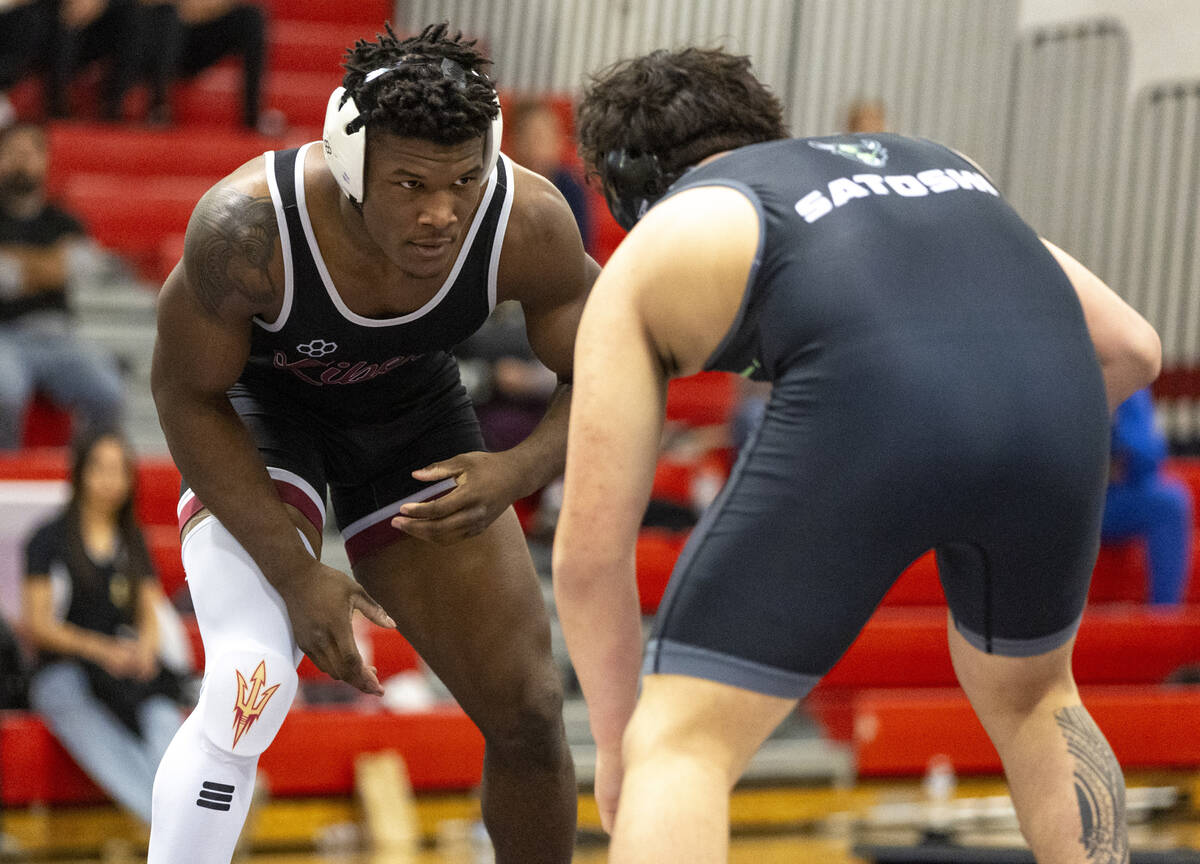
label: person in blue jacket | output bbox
[1103,388,1192,604]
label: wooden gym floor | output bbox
[6,773,1199,863]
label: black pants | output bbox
[48,0,141,118]
[142,3,266,127]
[0,0,55,91]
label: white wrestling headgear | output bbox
[322,56,503,205]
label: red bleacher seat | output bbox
[175,67,339,129]
[20,395,72,448]
[666,371,738,427]
[1088,541,1150,603]
[0,454,177,521]
[822,606,1200,691]
[63,180,202,265]
[881,544,1154,608]
[1152,367,1200,401]
[262,706,483,795]
[0,712,108,806]
[636,529,687,614]
[853,686,1200,776]
[260,0,391,27]
[0,448,69,481]
[47,124,299,191]
[586,187,625,264]
[269,21,374,74]
[145,524,187,602]
[135,459,183,528]
[652,458,696,507]
[1071,607,1200,683]
[1165,457,1200,526]
[1,703,483,805]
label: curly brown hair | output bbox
[340,22,498,146]
[576,47,788,175]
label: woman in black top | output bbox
[22,430,182,824]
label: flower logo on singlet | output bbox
[296,339,338,358]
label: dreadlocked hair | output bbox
[340,22,498,146]
[577,47,788,177]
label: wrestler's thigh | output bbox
[352,509,558,722]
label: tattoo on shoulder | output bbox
[184,188,281,317]
[1055,705,1129,863]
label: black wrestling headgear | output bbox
[596,149,681,231]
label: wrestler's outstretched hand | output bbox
[278,559,394,695]
[392,451,521,544]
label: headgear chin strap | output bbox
[597,149,680,231]
[322,56,503,205]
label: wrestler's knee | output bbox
[481,673,567,770]
[198,648,297,757]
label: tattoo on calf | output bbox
[1055,706,1129,864]
[185,188,281,316]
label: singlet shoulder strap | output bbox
[255,148,299,332]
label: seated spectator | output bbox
[508,98,591,250]
[48,0,141,120]
[0,121,124,449]
[22,430,184,824]
[1103,388,1193,604]
[0,0,55,125]
[139,0,268,129]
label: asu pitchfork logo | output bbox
[232,660,280,749]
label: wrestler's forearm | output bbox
[154,387,314,585]
[501,381,573,498]
[554,559,643,750]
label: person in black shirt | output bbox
[554,47,1160,862]
[0,122,124,449]
[137,0,267,129]
[47,0,141,120]
[23,430,182,824]
[0,0,55,126]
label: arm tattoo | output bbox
[1055,706,1129,864]
[184,188,281,317]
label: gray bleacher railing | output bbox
[1001,18,1128,273]
[399,0,798,103]
[1111,82,1200,444]
[398,0,561,92]
[395,1,1199,445]
[787,0,1015,172]
[395,0,1011,166]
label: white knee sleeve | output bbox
[180,516,310,755]
[198,648,297,757]
[149,518,312,864]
